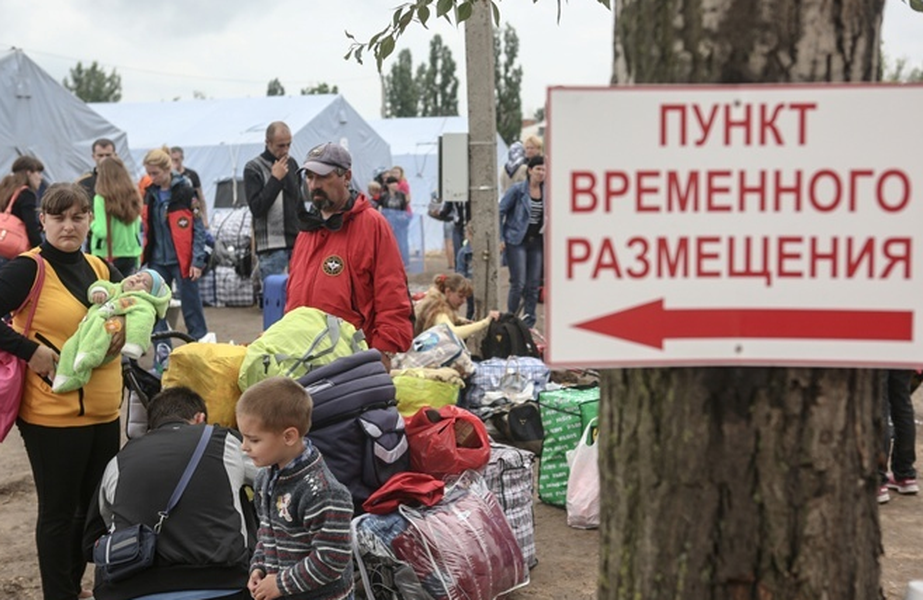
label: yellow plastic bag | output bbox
[161,343,247,427]
[393,374,461,417]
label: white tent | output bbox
[0,49,135,182]
[368,116,509,254]
[90,95,391,215]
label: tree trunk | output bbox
[465,0,501,318]
[602,1,885,598]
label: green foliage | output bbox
[903,0,923,11]
[384,49,420,117]
[382,35,460,117]
[301,82,340,95]
[62,61,122,103]
[494,23,523,145]
[345,0,611,72]
[534,106,546,122]
[266,78,285,96]
[418,34,460,116]
[882,54,923,82]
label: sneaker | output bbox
[887,476,919,495]
[878,485,891,504]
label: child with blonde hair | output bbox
[414,272,499,338]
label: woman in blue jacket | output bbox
[499,155,545,328]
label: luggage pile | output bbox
[244,306,531,599]
[154,302,602,598]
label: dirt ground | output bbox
[0,256,920,599]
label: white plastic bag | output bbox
[565,417,600,529]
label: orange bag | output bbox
[405,405,490,479]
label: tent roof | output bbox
[0,49,135,182]
[368,116,471,157]
[92,95,344,150]
[91,95,392,215]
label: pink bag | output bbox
[0,186,31,260]
[0,256,45,442]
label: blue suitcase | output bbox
[262,274,288,330]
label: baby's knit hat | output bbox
[139,268,166,297]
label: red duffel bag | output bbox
[405,405,491,479]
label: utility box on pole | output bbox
[439,132,469,204]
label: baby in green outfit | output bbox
[52,269,172,394]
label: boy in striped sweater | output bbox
[237,377,355,600]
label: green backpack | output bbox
[238,307,367,392]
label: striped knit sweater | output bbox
[252,440,354,600]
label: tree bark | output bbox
[602,1,885,598]
[600,368,882,599]
[465,0,501,318]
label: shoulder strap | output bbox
[4,186,28,215]
[18,256,45,334]
[154,424,213,533]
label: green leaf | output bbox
[399,9,414,32]
[457,1,473,22]
[380,35,396,61]
[392,7,404,26]
[345,30,356,41]
[418,4,430,26]
[491,0,500,26]
[436,0,453,17]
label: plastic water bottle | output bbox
[153,341,171,375]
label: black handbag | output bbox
[492,402,544,455]
[93,425,213,583]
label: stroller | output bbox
[122,330,196,438]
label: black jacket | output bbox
[243,149,307,253]
[84,422,257,600]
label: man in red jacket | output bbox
[285,142,413,369]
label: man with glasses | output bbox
[243,121,307,279]
[286,142,413,370]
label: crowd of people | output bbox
[1,125,917,600]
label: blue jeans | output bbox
[382,208,411,267]
[506,235,543,328]
[881,369,917,482]
[150,263,208,371]
[257,248,291,279]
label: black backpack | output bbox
[481,313,540,359]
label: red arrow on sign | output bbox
[573,299,914,350]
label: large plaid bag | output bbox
[465,356,550,418]
[482,442,537,568]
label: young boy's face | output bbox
[122,272,153,293]
[237,413,294,469]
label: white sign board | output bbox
[546,85,923,368]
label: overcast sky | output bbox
[2,0,921,120]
